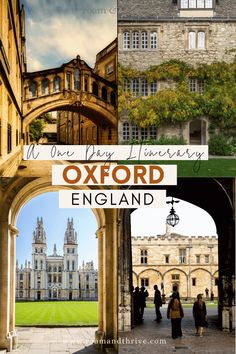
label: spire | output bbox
[33,217,46,244]
[64,217,77,244]
[53,243,57,256]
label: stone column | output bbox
[9,225,19,341]
[95,226,105,348]
[118,209,132,333]
[0,219,12,351]
[103,210,116,341]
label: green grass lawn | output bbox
[15,301,98,326]
[119,159,236,177]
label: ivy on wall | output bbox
[118,60,236,137]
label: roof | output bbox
[118,0,236,20]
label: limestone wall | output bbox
[118,21,236,69]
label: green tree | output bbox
[29,118,45,143]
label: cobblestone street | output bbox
[119,306,235,354]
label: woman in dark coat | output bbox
[167,292,184,339]
[193,294,207,337]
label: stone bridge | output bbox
[23,56,117,131]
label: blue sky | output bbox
[22,0,117,71]
[16,192,98,269]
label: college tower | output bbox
[16,218,98,301]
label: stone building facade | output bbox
[0,1,117,177]
[118,0,236,144]
[16,217,98,301]
[132,229,218,300]
[55,39,117,146]
[0,0,26,176]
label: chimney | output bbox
[166,223,173,236]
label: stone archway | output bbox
[118,178,235,333]
[0,177,118,352]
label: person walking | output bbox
[167,292,184,339]
[193,294,207,337]
[154,285,162,321]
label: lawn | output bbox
[119,159,236,177]
[15,301,98,326]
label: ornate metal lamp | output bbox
[166,197,180,227]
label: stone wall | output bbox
[118,21,236,69]
[132,234,218,299]
[118,0,236,19]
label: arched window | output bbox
[72,261,75,271]
[102,86,107,101]
[53,76,60,92]
[53,266,57,272]
[122,122,130,141]
[198,31,205,49]
[123,32,130,49]
[74,69,80,91]
[150,32,157,49]
[92,82,98,96]
[189,31,205,49]
[110,91,116,106]
[189,31,196,49]
[40,260,43,270]
[67,260,70,270]
[42,78,49,95]
[29,81,37,98]
[35,260,38,269]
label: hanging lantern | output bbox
[166,197,180,227]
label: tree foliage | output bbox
[29,118,46,143]
[119,60,236,137]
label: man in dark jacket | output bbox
[154,284,162,321]
[133,287,141,324]
[140,286,149,321]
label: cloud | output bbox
[24,0,117,71]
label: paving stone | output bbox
[119,307,235,354]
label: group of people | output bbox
[132,286,149,324]
[132,284,208,339]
